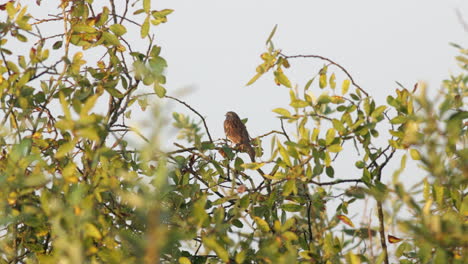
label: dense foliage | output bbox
[0,1,466,263]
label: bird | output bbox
[224,111,256,162]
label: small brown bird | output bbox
[224,111,255,162]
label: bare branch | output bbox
[280,118,291,141]
[165,95,214,143]
[280,52,369,97]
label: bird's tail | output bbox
[241,144,255,162]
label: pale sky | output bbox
[20,0,468,145]
[153,1,467,142]
[147,0,467,183]
[11,0,467,185]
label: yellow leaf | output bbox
[178,257,191,264]
[327,144,342,153]
[246,73,262,86]
[337,214,354,227]
[319,74,327,88]
[342,79,350,95]
[254,217,270,232]
[241,162,265,170]
[275,70,292,88]
[272,107,291,117]
[141,16,150,38]
[55,139,76,158]
[202,236,229,262]
[409,149,421,160]
[277,139,292,167]
[59,92,71,119]
[32,132,41,139]
[143,0,151,12]
[235,251,246,264]
[329,73,336,89]
[81,94,98,116]
[84,223,102,239]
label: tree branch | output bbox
[280,52,369,97]
[165,95,214,143]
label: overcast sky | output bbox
[138,1,464,187]
[12,0,467,182]
[153,0,467,140]
[20,0,467,148]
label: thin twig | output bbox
[165,95,214,143]
[280,52,369,97]
[309,178,362,186]
[280,118,291,141]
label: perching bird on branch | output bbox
[224,111,256,162]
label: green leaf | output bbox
[395,242,412,258]
[327,144,342,153]
[246,73,262,86]
[371,105,387,119]
[325,128,336,145]
[241,162,264,170]
[202,236,229,262]
[96,7,109,27]
[105,87,124,98]
[350,93,360,101]
[317,94,331,104]
[304,77,315,90]
[59,92,71,119]
[102,32,120,46]
[109,24,127,36]
[342,79,350,95]
[272,108,291,117]
[332,119,346,133]
[235,251,246,264]
[141,16,150,38]
[266,24,278,45]
[290,99,308,108]
[80,94,98,116]
[283,179,296,196]
[72,23,96,33]
[52,41,62,50]
[154,83,166,98]
[234,157,244,171]
[55,140,76,158]
[364,98,371,116]
[390,116,407,124]
[281,203,302,212]
[78,127,100,141]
